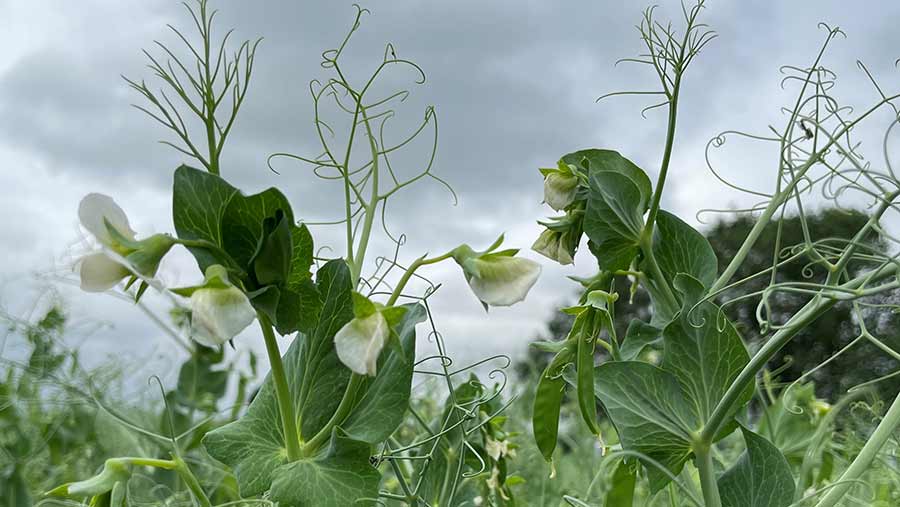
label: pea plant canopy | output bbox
[44,0,900,506]
[531,2,900,507]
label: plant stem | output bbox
[644,75,680,235]
[387,251,455,306]
[258,312,301,461]
[694,443,722,507]
[813,389,900,507]
[302,373,364,455]
[173,454,213,507]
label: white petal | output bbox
[334,312,389,376]
[190,286,256,347]
[544,172,578,211]
[78,193,135,246]
[79,253,130,292]
[468,256,542,306]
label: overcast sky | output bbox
[3,0,900,388]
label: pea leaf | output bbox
[268,430,380,507]
[202,260,354,497]
[605,460,636,507]
[719,427,796,507]
[619,319,661,361]
[662,273,752,428]
[288,224,315,285]
[221,187,294,271]
[652,211,718,290]
[565,149,652,272]
[172,165,238,271]
[342,304,426,443]
[585,361,696,492]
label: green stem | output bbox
[173,454,213,507]
[694,443,722,507]
[813,389,900,507]
[302,373,364,456]
[387,251,455,306]
[258,312,301,461]
[123,457,176,470]
[644,75,680,235]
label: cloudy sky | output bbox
[3,0,900,387]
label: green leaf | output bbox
[532,345,574,461]
[566,149,651,271]
[253,210,293,287]
[203,260,354,497]
[719,427,796,507]
[605,460,636,507]
[274,279,322,336]
[620,319,661,361]
[662,273,752,427]
[652,210,718,291]
[269,430,380,507]
[221,187,294,271]
[342,304,426,443]
[588,361,696,492]
[172,165,239,271]
[288,224,315,285]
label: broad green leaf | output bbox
[268,430,380,507]
[203,260,354,497]
[288,224,315,285]
[652,210,718,291]
[588,361,696,492]
[342,304,426,443]
[172,165,239,271]
[253,210,293,287]
[605,460,636,507]
[221,187,294,271]
[565,149,652,272]
[532,346,574,461]
[619,319,660,361]
[274,279,321,336]
[719,427,796,507]
[662,274,752,427]
[298,260,355,438]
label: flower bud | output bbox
[46,458,130,498]
[541,162,579,211]
[531,229,574,265]
[334,309,389,376]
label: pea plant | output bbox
[531,2,900,506]
[47,1,537,506]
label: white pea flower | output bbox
[452,239,542,308]
[541,162,579,211]
[172,265,256,347]
[334,310,389,376]
[485,438,514,461]
[77,193,173,292]
[531,229,574,265]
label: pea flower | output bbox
[540,161,579,211]
[531,229,574,265]
[171,265,256,347]
[334,293,407,376]
[46,458,130,498]
[77,193,174,292]
[452,238,541,308]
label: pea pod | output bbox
[532,344,575,461]
[575,310,602,437]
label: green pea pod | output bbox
[576,311,602,437]
[532,345,574,461]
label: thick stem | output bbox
[644,76,680,234]
[258,313,301,461]
[302,373,364,455]
[694,443,722,507]
[813,389,900,507]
